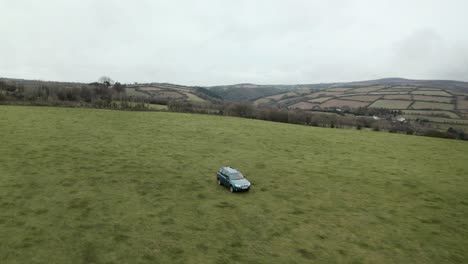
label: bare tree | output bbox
[98,76,114,87]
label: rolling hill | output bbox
[1,105,468,263]
[0,78,221,104]
[206,78,468,101]
[247,79,468,128]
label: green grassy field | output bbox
[369,100,413,109]
[411,102,455,111]
[1,106,468,264]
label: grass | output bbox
[457,96,468,110]
[383,94,412,100]
[345,86,384,93]
[182,92,206,103]
[125,88,150,98]
[338,95,382,102]
[369,100,413,109]
[289,101,318,110]
[325,88,352,92]
[320,99,370,108]
[411,102,455,111]
[1,106,468,264]
[411,90,452,97]
[309,97,333,103]
[412,95,453,103]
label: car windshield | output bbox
[227,172,244,180]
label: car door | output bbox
[220,170,230,185]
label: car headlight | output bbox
[234,184,241,187]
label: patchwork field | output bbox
[252,85,468,126]
[124,83,217,103]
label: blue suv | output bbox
[216,167,251,192]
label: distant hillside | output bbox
[126,83,222,103]
[251,82,468,128]
[0,78,222,104]
[206,78,468,101]
[207,83,329,101]
[324,78,468,93]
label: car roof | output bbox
[223,167,239,173]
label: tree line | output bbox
[0,79,149,110]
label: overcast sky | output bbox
[1,0,467,85]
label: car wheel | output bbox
[229,186,234,193]
[217,178,221,185]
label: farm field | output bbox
[339,95,381,102]
[457,96,468,110]
[1,106,468,264]
[288,101,318,110]
[123,88,150,98]
[412,95,453,103]
[383,94,412,100]
[248,84,468,134]
[344,86,384,93]
[402,110,460,119]
[411,102,455,110]
[411,90,452,97]
[309,97,333,103]
[320,99,369,108]
[369,100,413,109]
